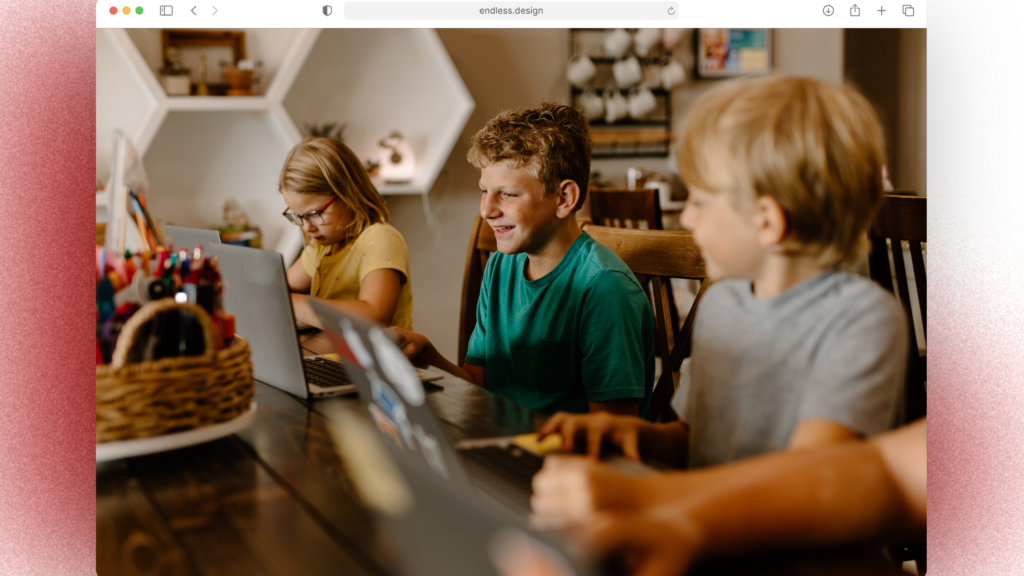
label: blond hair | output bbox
[467,102,592,211]
[677,76,887,267]
[279,137,389,243]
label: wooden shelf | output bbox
[165,96,271,111]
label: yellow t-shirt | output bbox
[301,222,413,330]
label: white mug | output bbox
[565,54,597,87]
[661,58,686,90]
[612,55,643,87]
[646,181,686,210]
[603,88,628,124]
[634,28,662,58]
[603,28,632,59]
[661,28,684,51]
[578,88,604,121]
[628,85,658,119]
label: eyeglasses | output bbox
[283,196,335,227]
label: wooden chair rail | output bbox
[589,188,663,230]
[459,216,497,366]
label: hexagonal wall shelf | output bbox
[96,28,474,258]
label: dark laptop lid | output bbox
[310,297,473,490]
[326,403,592,576]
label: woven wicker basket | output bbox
[96,299,253,443]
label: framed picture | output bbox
[696,29,772,78]
[161,30,247,94]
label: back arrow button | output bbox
[191,5,196,15]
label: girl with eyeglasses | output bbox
[280,137,413,330]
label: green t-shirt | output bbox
[465,232,655,417]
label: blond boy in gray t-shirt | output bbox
[533,76,907,502]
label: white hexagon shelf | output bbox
[96,28,474,258]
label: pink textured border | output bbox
[0,1,1022,575]
[0,0,96,574]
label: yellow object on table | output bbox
[514,433,563,455]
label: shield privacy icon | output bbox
[323,5,332,15]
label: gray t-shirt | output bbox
[671,271,907,469]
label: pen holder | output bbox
[96,299,253,443]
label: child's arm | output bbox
[286,258,312,294]
[575,420,926,575]
[788,417,861,450]
[387,327,486,387]
[292,269,403,329]
[588,399,639,417]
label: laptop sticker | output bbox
[412,423,448,479]
[370,370,415,449]
[368,403,403,450]
[369,326,425,406]
[326,405,413,518]
[341,318,375,368]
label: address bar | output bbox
[343,2,680,20]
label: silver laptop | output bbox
[205,243,356,399]
[162,225,222,249]
[327,403,595,576]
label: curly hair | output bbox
[467,102,592,211]
[279,137,389,243]
[677,76,887,268]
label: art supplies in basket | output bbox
[96,245,253,445]
[96,246,236,365]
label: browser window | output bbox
[94,2,929,573]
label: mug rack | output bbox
[569,29,674,159]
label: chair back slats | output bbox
[908,246,927,335]
[868,194,926,422]
[583,223,709,422]
[459,216,497,366]
[589,189,663,230]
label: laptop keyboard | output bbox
[458,446,544,515]
[303,357,354,389]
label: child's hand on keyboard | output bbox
[537,412,645,461]
[530,455,635,530]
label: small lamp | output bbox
[377,131,416,184]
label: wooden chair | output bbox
[458,215,498,367]
[588,188,663,230]
[867,194,926,423]
[589,188,682,335]
[582,223,711,423]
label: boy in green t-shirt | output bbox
[390,103,654,417]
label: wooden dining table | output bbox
[96,329,546,576]
[97,330,909,576]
